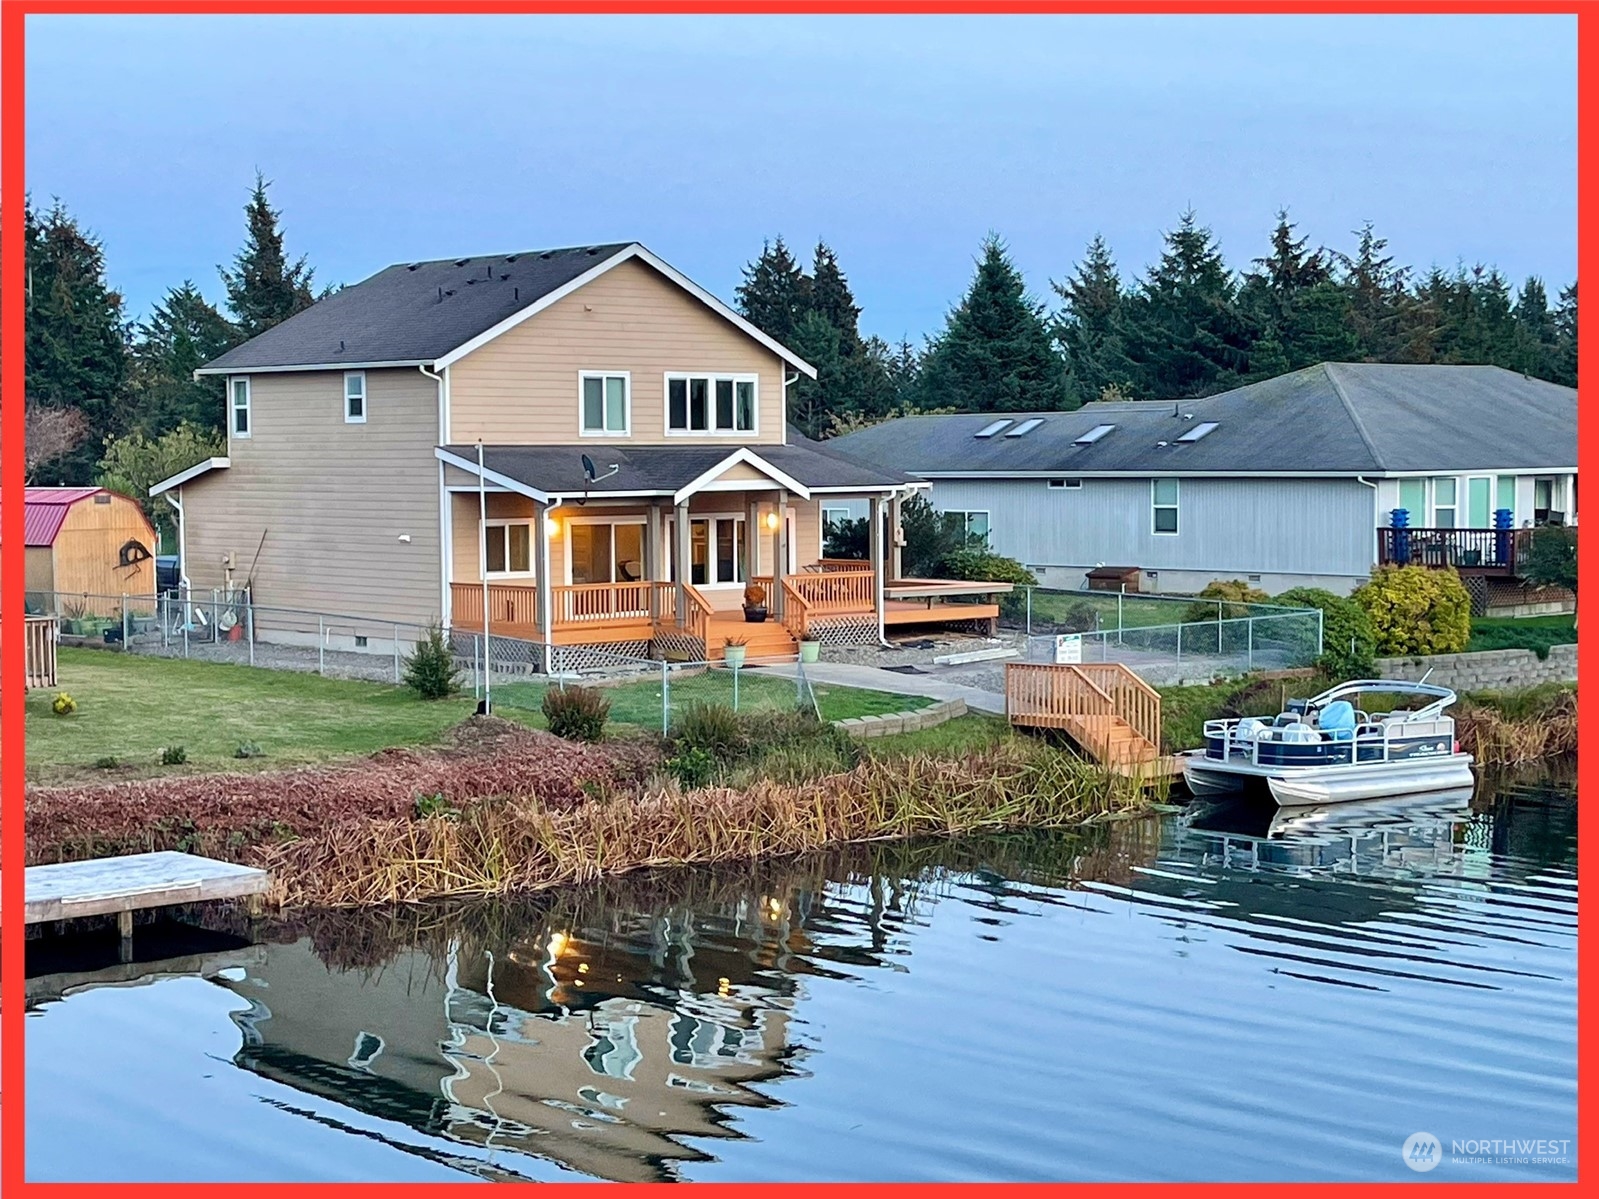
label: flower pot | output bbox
[799,640,821,663]
[723,645,748,669]
[743,605,768,623]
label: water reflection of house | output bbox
[216,901,813,1182]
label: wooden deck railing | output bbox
[24,615,59,690]
[1005,661,1162,764]
[778,576,810,640]
[1376,527,1535,574]
[554,580,672,626]
[786,569,875,614]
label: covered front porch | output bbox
[440,442,919,667]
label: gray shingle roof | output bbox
[440,439,910,498]
[829,364,1576,476]
[202,243,635,371]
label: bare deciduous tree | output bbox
[23,400,89,483]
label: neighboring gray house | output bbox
[830,363,1577,598]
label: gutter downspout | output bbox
[420,363,449,627]
[1357,475,1379,574]
[164,488,192,631]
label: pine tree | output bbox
[219,171,318,339]
[1053,234,1132,406]
[734,236,809,345]
[1509,276,1558,378]
[1120,210,1249,398]
[1551,282,1577,388]
[1338,222,1409,359]
[916,234,1068,412]
[807,241,862,357]
[127,281,239,435]
[786,311,843,440]
[23,198,131,483]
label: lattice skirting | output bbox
[549,640,653,674]
[807,616,879,647]
[1462,574,1491,617]
[651,628,705,661]
[451,630,547,675]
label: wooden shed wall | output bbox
[50,493,159,612]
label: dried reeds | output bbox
[260,741,1150,909]
[1455,685,1577,766]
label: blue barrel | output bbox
[1390,508,1411,564]
[1494,507,1512,566]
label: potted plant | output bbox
[723,635,749,669]
[799,638,821,663]
[742,582,768,623]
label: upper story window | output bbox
[230,377,251,438]
[581,372,630,436]
[1152,478,1179,534]
[667,373,756,435]
[344,372,367,424]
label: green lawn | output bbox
[28,648,921,783]
[1466,613,1576,657]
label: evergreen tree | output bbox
[786,311,844,440]
[734,236,808,345]
[219,171,318,339]
[916,234,1067,412]
[1238,210,1358,375]
[24,198,131,483]
[1337,222,1409,359]
[807,241,862,357]
[1119,210,1249,398]
[1053,234,1132,406]
[1510,276,1559,378]
[1551,282,1578,388]
[127,281,239,435]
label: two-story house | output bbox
[152,243,932,669]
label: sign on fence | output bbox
[1053,633,1082,664]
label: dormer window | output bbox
[344,372,367,423]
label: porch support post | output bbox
[645,502,665,621]
[744,495,760,584]
[674,500,691,625]
[869,494,887,644]
[773,491,790,619]
[888,492,903,581]
[534,499,552,637]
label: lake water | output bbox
[25,769,1576,1182]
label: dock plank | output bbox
[20,851,270,925]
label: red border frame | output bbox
[1,1,1589,1192]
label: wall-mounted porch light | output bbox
[763,511,781,531]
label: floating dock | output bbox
[20,851,271,958]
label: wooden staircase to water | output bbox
[1005,661,1182,782]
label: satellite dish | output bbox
[582,453,597,482]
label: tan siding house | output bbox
[156,241,964,670]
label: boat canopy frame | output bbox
[1301,679,1460,722]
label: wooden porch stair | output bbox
[1005,661,1182,782]
[704,611,798,660]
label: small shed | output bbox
[25,487,158,616]
[1085,565,1141,593]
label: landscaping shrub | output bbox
[542,685,611,742]
[234,740,265,759]
[937,547,1038,587]
[1517,525,1577,594]
[1058,601,1100,633]
[1352,566,1471,656]
[1466,619,1576,660]
[671,701,745,760]
[1182,579,1269,624]
[414,791,455,819]
[403,624,460,700]
[1275,586,1377,679]
[52,692,78,716]
[665,746,717,789]
[160,745,188,766]
[93,755,120,770]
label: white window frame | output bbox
[1151,478,1179,536]
[229,376,251,439]
[563,515,648,585]
[821,506,854,541]
[344,371,367,424]
[484,518,535,579]
[578,370,631,437]
[664,372,759,436]
[942,509,990,544]
[1432,477,1458,529]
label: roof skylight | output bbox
[1074,424,1115,445]
[1005,418,1045,437]
[974,419,1013,438]
[1177,421,1220,443]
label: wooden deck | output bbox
[1006,661,1181,783]
[21,852,272,956]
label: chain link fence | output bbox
[31,589,823,732]
[1021,609,1323,684]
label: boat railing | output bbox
[1201,714,1454,768]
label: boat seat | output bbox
[1319,700,1357,742]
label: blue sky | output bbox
[25,12,1576,341]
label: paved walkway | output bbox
[756,660,1007,716]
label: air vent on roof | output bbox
[974,419,1013,438]
[1005,418,1045,437]
[586,246,601,255]
[540,252,553,260]
[505,254,519,263]
[1177,421,1219,443]
[1075,424,1115,445]
[406,263,420,271]
[454,258,470,266]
